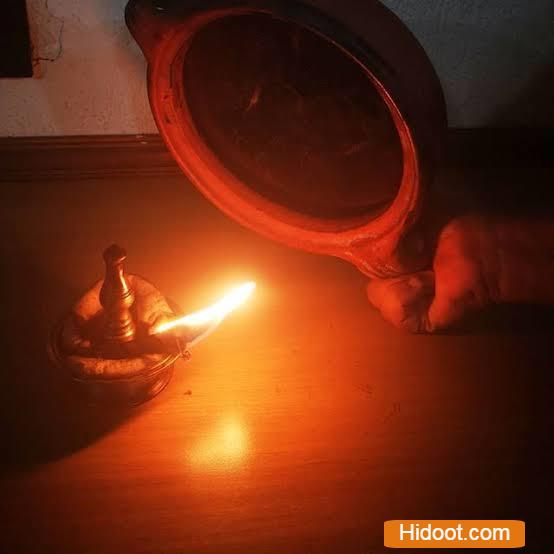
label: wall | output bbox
[381,0,554,129]
[0,0,553,136]
[0,0,154,136]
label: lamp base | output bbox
[48,317,181,406]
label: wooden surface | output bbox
[0,172,553,553]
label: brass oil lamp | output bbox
[48,244,254,405]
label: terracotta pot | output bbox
[126,0,446,278]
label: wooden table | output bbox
[0,173,552,553]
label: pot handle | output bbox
[344,224,430,279]
[125,0,179,62]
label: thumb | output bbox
[366,271,435,333]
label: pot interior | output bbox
[183,12,403,220]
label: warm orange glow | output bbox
[154,281,256,335]
[188,417,249,469]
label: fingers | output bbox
[426,219,490,331]
[369,216,505,333]
[367,267,486,333]
[368,270,486,333]
[426,295,469,332]
[367,271,434,333]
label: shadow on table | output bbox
[0,252,141,475]
[443,304,554,335]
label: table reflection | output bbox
[188,415,249,470]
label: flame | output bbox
[154,281,256,335]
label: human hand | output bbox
[367,215,554,332]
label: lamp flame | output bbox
[154,281,256,337]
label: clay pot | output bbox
[126,0,446,278]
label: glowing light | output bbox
[188,417,249,469]
[154,281,256,335]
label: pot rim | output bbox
[145,4,421,257]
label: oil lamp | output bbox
[48,244,255,406]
